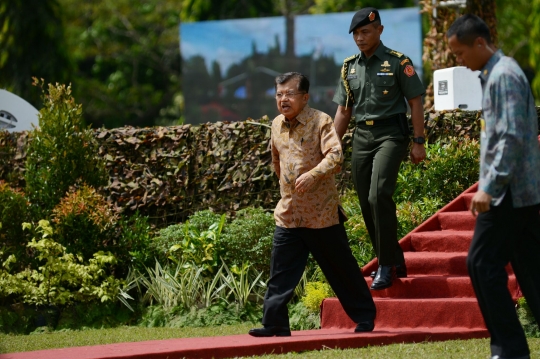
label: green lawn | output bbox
[1,325,540,359]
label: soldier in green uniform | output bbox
[333,7,426,290]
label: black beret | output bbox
[349,7,381,33]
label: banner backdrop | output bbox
[181,8,422,124]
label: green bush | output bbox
[0,220,122,307]
[25,80,107,218]
[52,185,118,261]
[288,301,320,330]
[0,182,30,269]
[301,281,334,313]
[394,138,479,204]
[220,207,274,275]
[115,212,154,274]
[152,210,222,262]
[517,297,540,338]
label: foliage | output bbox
[517,297,540,338]
[394,138,480,204]
[24,80,107,218]
[220,207,275,275]
[288,301,320,330]
[301,281,334,313]
[220,262,265,311]
[0,131,27,189]
[114,211,154,274]
[0,0,71,107]
[152,210,223,260]
[169,214,226,274]
[0,220,122,307]
[0,182,30,268]
[396,198,445,239]
[52,184,118,261]
[59,0,182,128]
[530,0,540,100]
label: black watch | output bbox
[412,137,425,144]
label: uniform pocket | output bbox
[375,76,395,87]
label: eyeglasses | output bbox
[275,91,306,100]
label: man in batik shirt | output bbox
[448,14,540,359]
[248,72,376,337]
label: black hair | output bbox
[274,72,310,93]
[447,14,492,46]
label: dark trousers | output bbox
[468,190,540,358]
[351,123,408,266]
[262,223,376,327]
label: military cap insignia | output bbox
[400,58,410,66]
[388,50,404,58]
[369,12,376,21]
[404,64,415,77]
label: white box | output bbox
[433,66,482,111]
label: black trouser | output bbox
[262,223,376,327]
[351,122,408,266]
[468,190,540,358]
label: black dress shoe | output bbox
[371,264,407,278]
[248,326,291,337]
[395,263,407,278]
[490,355,530,359]
[370,265,395,290]
[354,321,375,332]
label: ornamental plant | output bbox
[0,220,121,307]
[25,79,107,218]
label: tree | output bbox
[0,0,71,107]
[529,0,540,99]
[59,0,183,128]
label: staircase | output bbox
[321,183,521,333]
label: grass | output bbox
[1,325,540,358]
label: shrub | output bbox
[114,211,154,274]
[301,281,334,313]
[220,207,274,275]
[517,297,540,338]
[25,80,107,218]
[394,138,479,204]
[288,301,320,330]
[396,197,445,239]
[52,185,118,261]
[0,220,122,307]
[0,182,30,268]
[152,210,222,262]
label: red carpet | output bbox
[5,183,504,359]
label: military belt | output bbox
[356,114,403,127]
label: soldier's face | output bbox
[448,35,486,71]
[275,79,309,120]
[352,23,383,54]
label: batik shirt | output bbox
[478,50,540,207]
[271,105,342,228]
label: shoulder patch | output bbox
[343,54,359,63]
[387,49,404,58]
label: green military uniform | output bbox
[333,41,425,266]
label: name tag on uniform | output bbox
[347,75,357,79]
[376,73,394,76]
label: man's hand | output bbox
[410,143,426,164]
[470,190,492,216]
[295,172,316,193]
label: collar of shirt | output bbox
[479,49,504,85]
[360,41,386,61]
[280,104,310,129]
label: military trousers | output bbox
[262,223,376,327]
[351,122,408,266]
[468,190,540,358]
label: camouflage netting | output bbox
[1,108,539,225]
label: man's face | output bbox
[352,23,383,54]
[275,79,309,120]
[448,35,485,71]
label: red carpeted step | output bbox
[321,297,487,330]
[364,275,519,299]
[402,252,468,276]
[438,211,476,231]
[410,230,474,252]
[461,193,475,209]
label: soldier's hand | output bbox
[410,143,426,164]
[295,172,315,194]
